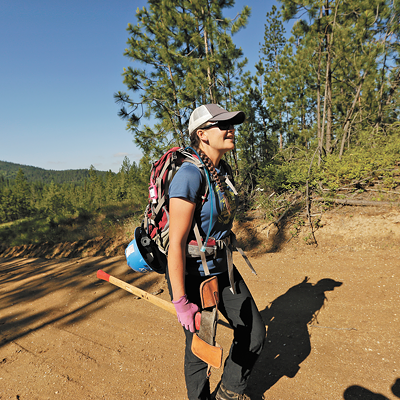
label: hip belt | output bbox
[187,224,257,294]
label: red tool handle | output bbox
[195,312,201,331]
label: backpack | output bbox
[128,147,209,274]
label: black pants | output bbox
[166,268,266,400]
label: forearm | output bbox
[168,241,199,332]
[168,196,196,301]
[168,242,187,301]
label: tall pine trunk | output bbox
[324,0,333,154]
[317,36,323,165]
[202,3,215,103]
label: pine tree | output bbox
[233,6,288,183]
[12,169,32,219]
[105,170,116,203]
[259,5,287,149]
[276,0,399,156]
[0,187,14,222]
[86,165,105,209]
[43,181,64,216]
[115,0,250,159]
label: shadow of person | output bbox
[392,379,400,397]
[344,385,390,399]
[246,277,343,399]
[343,378,400,399]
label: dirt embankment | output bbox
[234,205,400,254]
[1,205,399,260]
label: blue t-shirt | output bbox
[169,161,238,276]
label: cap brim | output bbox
[209,111,245,125]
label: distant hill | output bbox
[0,160,113,185]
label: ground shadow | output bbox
[246,276,343,399]
[343,378,400,399]
[268,201,308,253]
[235,201,308,254]
[0,257,162,348]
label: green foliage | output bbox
[242,0,400,160]
[113,0,400,208]
[0,158,149,227]
[259,147,310,192]
[0,169,33,221]
[116,0,250,159]
[0,202,143,248]
[257,128,400,195]
[3,1,400,250]
[0,160,109,184]
[315,130,400,190]
[0,153,151,249]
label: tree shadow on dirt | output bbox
[0,257,163,347]
[235,201,306,254]
[343,378,400,399]
[246,276,343,399]
[267,201,307,253]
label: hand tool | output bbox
[98,270,224,368]
[97,269,176,315]
[191,276,223,369]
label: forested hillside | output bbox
[0,160,110,185]
[0,156,148,228]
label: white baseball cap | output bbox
[188,104,245,135]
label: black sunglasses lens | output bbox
[218,123,231,130]
[202,122,232,130]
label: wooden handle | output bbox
[97,269,176,316]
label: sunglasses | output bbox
[202,122,233,131]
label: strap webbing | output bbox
[224,176,238,195]
[225,240,236,295]
[230,233,257,276]
[193,223,210,276]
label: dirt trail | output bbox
[1,206,399,399]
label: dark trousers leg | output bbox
[166,269,211,400]
[166,268,265,399]
[218,268,266,394]
[183,329,211,400]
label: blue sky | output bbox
[0,0,289,173]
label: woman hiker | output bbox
[167,104,266,400]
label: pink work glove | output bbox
[172,295,199,333]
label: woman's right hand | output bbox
[173,295,199,333]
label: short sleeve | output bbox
[169,162,203,203]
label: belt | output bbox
[187,226,257,294]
